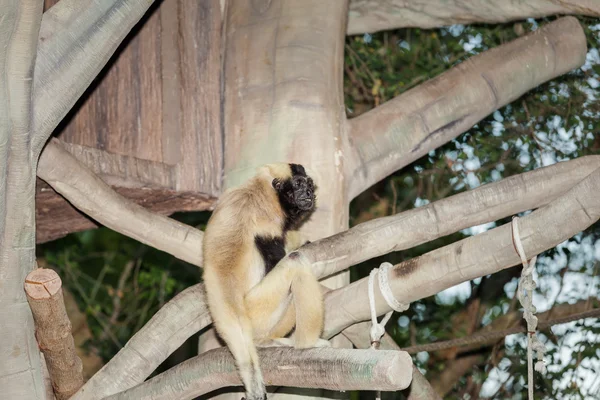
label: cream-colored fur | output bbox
[202,163,325,400]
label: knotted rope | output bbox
[512,216,547,400]
[368,262,410,400]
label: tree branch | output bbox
[32,0,156,156]
[305,156,600,280]
[25,268,84,400]
[341,324,442,400]
[72,284,209,400]
[103,348,413,400]
[401,299,600,355]
[347,0,600,35]
[37,139,204,267]
[345,16,586,199]
[323,165,600,337]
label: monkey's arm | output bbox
[285,231,310,253]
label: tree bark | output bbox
[341,324,441,400]
[0,1,45,398]
[25,268,84,400]
[345,16,586,199]
[104,348,413,400]
[347,0,600,35]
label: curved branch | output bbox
[345,16,586,199]
[323,166,600,337]
[347,0,600,35]
[104,347,413,400]
[37,139,204,267]
[32,0,155,156]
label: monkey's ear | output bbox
[272,178,282,190]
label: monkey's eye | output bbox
[272,179,282,190]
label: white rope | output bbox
[512,216,547,400]
[368,262,410,400]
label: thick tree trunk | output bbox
[199,1,353,399]
[0,1,44,398]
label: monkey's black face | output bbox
[272,164,317,230]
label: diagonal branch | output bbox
[347,0,600,35]
[37,139,204,266]
[304,156,600,280]
[323,166,600,337]
[345,16,587,199]
[103,348,413,400]
[71,284,209,400]
[32,0,156,156]
[400,298,600,355]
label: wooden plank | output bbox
[176,0,222,194]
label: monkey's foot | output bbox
[313,338,332,347]
[256,338,295,348]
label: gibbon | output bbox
[202,163,328,400]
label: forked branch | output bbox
[345,16,587,199]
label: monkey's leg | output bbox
[245,253,324,349]
[209,294,266,400]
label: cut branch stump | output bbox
[25,268,84,400]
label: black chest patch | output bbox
[255,235,286,275]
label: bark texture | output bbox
[104,348,413,400]
[347,0,600,34]
[25,268,84,400]
[306,156,600,280]
[200,1,354,398]
[0,1,45,398]
[345,16,586,199]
